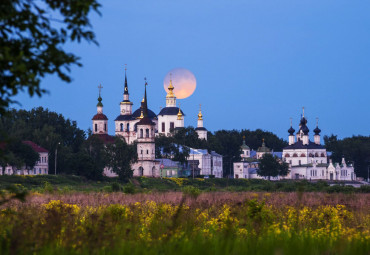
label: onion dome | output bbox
[198,106,203,120]
[166,79,175,98]
[314,126,321,135]
[288,126,295,135]
[301,125,309,135]
[241,136,250,150]
[300,117,307,126]
[257,139,271,153]
[177,106,183,120]
[97,96,103,107]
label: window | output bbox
[146,128,149,138]
[140,129,143,138]
[104,124,107,131]
[322,170,324,176]
[141,150,143,155]
[95,124,97,132]
[120,123,123,131]
[146,150,149,154]
[298,160,301,165]
[170,122,174,131]
[309,153,314,157]
[293,153,298,157]
[321,153,325,157]
[300,153,306,157]
[285,153,290,157]
[127,123,130,131]
[39,169,41,174]
[162,123,165,132]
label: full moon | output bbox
[163,68,196,99]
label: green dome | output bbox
[257,139,270,153]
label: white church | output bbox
[91,69,215,178]
[233,109,356,181]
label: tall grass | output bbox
[1,192,369,254]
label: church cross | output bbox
[98,84,103,97]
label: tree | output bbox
[257,153,289,180]
[0,0,101,114]
[106,137,137,181]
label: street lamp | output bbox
[55,142,60,175]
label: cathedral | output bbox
[91,68,209,177]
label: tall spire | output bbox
[143,77,148,117]
[302,106,305,118]
[124,64,128,95]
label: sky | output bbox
[14,0,370,141]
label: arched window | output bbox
[94,124,97,132]
[127,123,130,131]
[152,166,156,177]
[293,153,298,157]
[120,123,123,131]
[104,124,107,131]
[285,153,290,157]
[146,128,149,138]
[321,153,325,157]
[300,153,306,157]
[139,167,144,176]
[140,129,143,138]
[309,153,314,157]
[146,150,149,154]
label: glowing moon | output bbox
[163,68,196,99]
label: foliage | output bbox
[0,198,368,254]
[257,153,290,179]
[106,137,137,181]
[0,0,100,114]
[324,135,370,178]
[0,184,27,206]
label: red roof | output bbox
[23,141,49,153]
[92,113,108,120]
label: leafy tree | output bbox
[106,137,137,181]
[0,107,86,174]
[0,0,101,114]
[257,153,289,180]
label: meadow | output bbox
[1,189,369,254]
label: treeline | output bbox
[0,107,136,180]
[324,135,370,179]
[155,127,288,177]
[1,108,369,179]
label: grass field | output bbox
[0,175,369,193]
[1,190,369,254]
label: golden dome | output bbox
[177,105,183,120]
[198,104,203,120]
[166,79,176,98]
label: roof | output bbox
[211,151,222,157]
[114,115,134,121]
[92,113,108,120]
[157,158,179,168]
[132,108,157,119]
[195,127,207,131]
[283,140,325,150]
[158,107,184,116]
[137,117,155,126]
[257,142,270,153]
[93,134,115,144]
[23,141,48,153]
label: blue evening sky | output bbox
[14,0,370,140]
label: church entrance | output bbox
[235,174,239,179]
[330,173,333,180]
[295,174,299,180]
[139,167,144,176]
